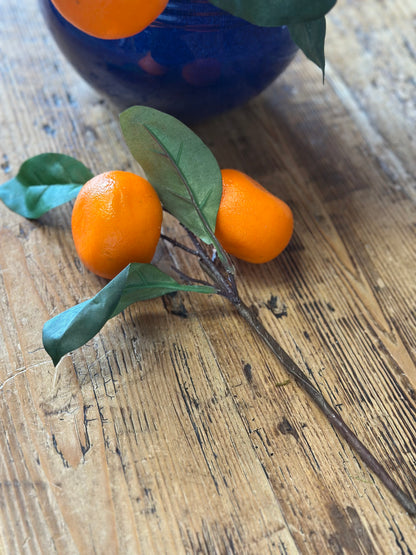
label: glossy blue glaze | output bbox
[39,0,298,122]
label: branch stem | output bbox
[161,233,200,257]
[170,228,416,515]
[170,265,217,290]
[232,298,416,516]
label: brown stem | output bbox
[170,265,217,289]
[176,229,416,515]
[161,233,200,257]
[233,299,416,516]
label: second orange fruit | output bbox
[71,170,163,279]
[215,169,293,264]
[51,0,169,40]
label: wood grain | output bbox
[1,0,415,553]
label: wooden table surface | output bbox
[1,1,415,553]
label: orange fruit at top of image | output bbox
[51,0,169,40]
[215,169,293,264]
[71,171,163,280]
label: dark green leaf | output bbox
[119,107,229,264]
[0,153,93,219]
[288,17,327,76]
[208,0,336,26]
[43,263,216,366]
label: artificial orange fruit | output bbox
[215,169,293,264]
[51,0,169,40]
[71,170,163,279]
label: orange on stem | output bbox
[71,171,163,279]
[51,0,169,40]
[215,169,293,264]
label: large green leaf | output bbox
[288,17,327,75]
[43,263,216,366]
[208,0,336,26]
[0,153,93,218]
[119,106,226,254]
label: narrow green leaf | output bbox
[119,106,230,267]
[0,153,93,219]
[208,0,336,27]
[288,17,327,76]
[43,263,216,366]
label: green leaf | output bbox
[288,17,327,76]
[43,263,216,366]
[0,153,93,219]
[208,0,336,27]
[119,107,229,262]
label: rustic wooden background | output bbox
[1,0,415,553]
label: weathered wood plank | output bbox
[0,0,415,553]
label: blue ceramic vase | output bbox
[39,0,298,123]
